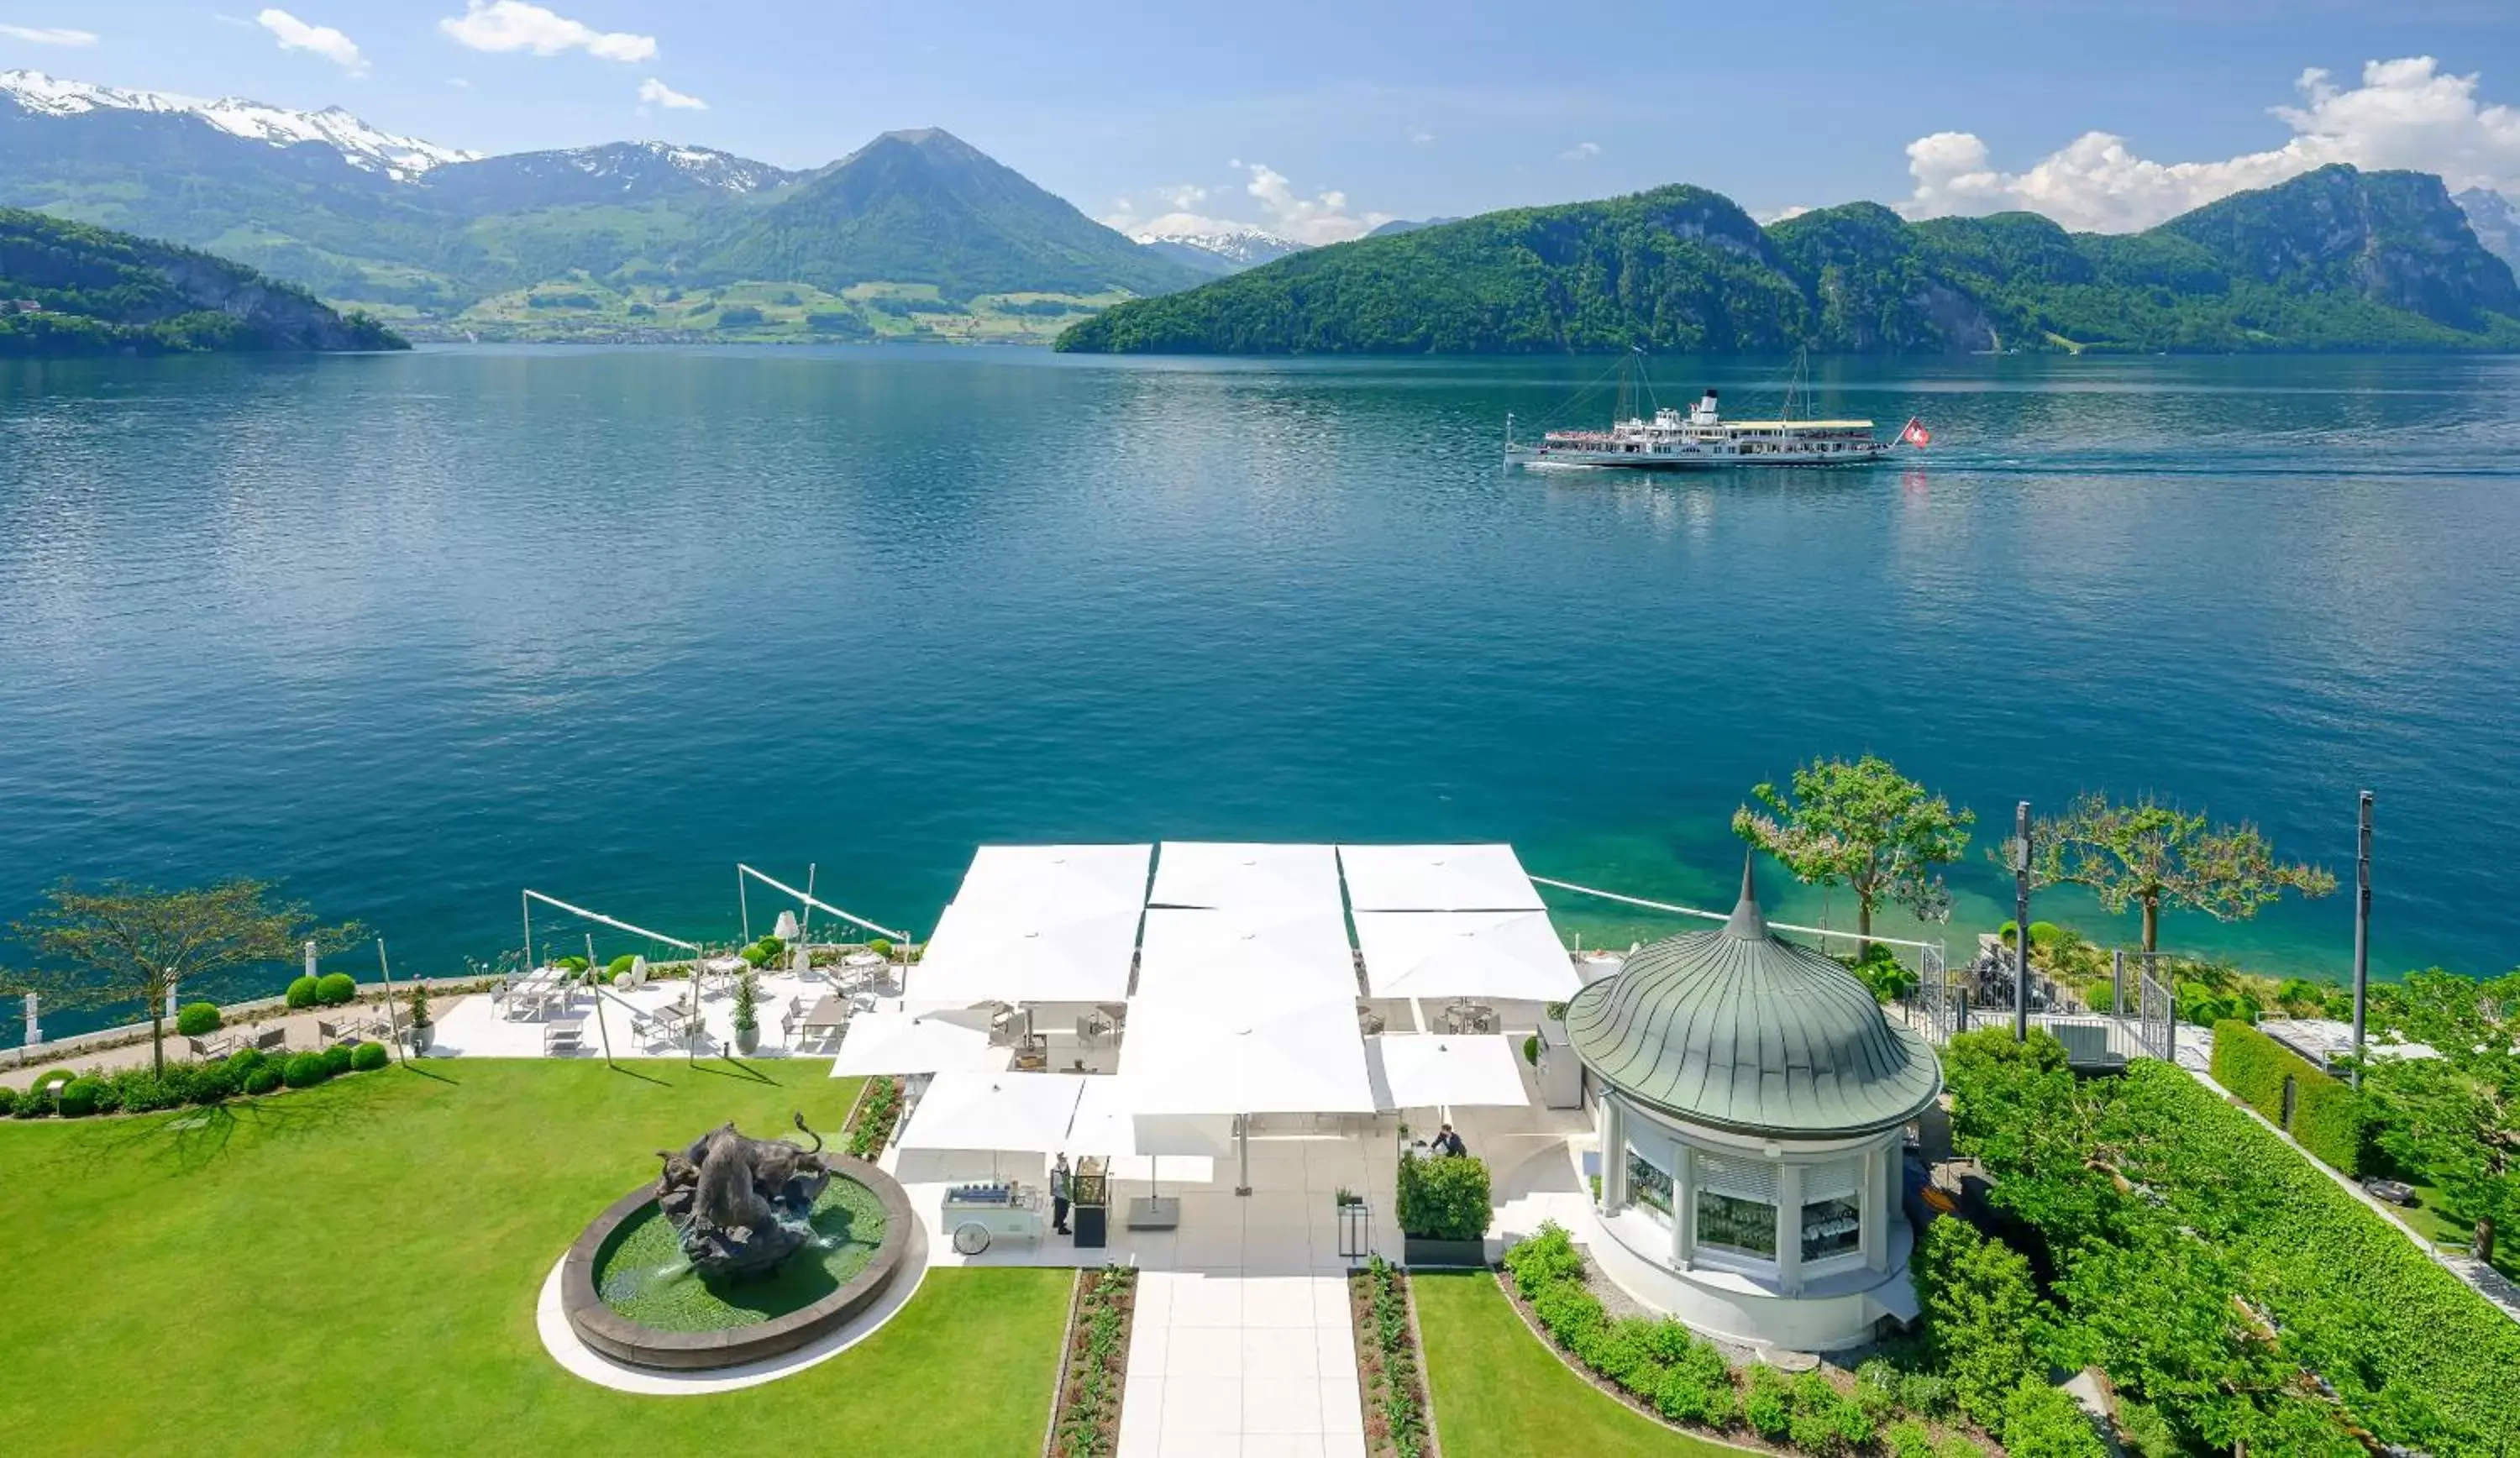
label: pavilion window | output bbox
[1625,1141,1674,1225]
[1693,1152,1777,1259]
[1799,1157,1864,1262]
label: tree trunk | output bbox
[2141,894,2160,953]
[150,1010,165,1073]
[2479,1215,2497,1267]
[1856,898,1873,959]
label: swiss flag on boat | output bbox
[1899,417,1932,448]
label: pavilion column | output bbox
[1775,1162,1804,1295]
[1860,1144,1887,1272]
[1672,1144,1696,1270]
[1600,1097,1628,1210]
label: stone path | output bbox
[1116,1270,1367,1458]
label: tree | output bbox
[2023,792,2335,952]
[2365,969,2520,1264]
[1732,753,1974,950]
[12,879,364,1073]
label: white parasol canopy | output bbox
[911,900,1142,1004]
[948,843,1152,918]
[1065,1074,1236,1158]
[1119,995,1378,1115]
[1337,843,1546,911]
[1135,905,1361,1003]
[895,1069,1089,1155]
[1354,909,1579,1001]
[1149,842,1343,910]
[828,1009,1005,1077]
[1367,1034,1532,1111]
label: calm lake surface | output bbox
[3,345,2516,1025]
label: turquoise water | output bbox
[3,346,2516,1030]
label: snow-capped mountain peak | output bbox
[0,70,478,180]
[1131,226,1305,268]
[550,140,790,193]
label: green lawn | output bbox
[0,1059,1068,1455]
[1415,1271,1743,1457]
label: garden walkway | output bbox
[1116,1271,1366,1458]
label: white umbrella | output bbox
[1367,1034,1530,1111]
[1120,995,1378,1116]
[1353,909,1579,1001]
[911,900,1142,1004]
[949,844,1152,918]
[1336,843,1546,912]
[1135,905,1362,1004]
[829,1010,1005,1078]
[896,1069,1089,1155]
[1065,1074,1231,1199]
[1149,842,1342,910]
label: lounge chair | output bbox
[250,1026,287,1052]
[186,1032,238,1059]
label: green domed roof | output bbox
[1564,859,1940,1137]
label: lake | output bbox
[3,345,2516,1029]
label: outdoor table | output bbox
[798,995,850,1052]
[942,1181,1047,1255]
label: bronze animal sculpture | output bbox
[650,1112,836,1279]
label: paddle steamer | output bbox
[1506,357,1926,469]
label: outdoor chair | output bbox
[250,1026,287,1052]
[186,1033,238,1059]
[318,1020,353,1047]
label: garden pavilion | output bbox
[1566,858,1940,1353]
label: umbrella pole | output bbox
[1236,1114,1252,1197]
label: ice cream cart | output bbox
[941,1180,1049,1255]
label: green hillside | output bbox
[1058,165,2520,355]
[0,207,404,355]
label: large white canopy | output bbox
[1353,909,1579,1001]
[1367,1034,1531,1111]
[1120,994,1378,1115]
[1135,905,1360,1004]
[828,1009,1005,1077]
[1149,842,1343,911]
[1337,843,1546,911]
[911,899,1143,1004]
[896,1069,1087,1155]
[950,843,1152,917]
[1065,1074,1236,1159]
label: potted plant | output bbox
[1396,1149,1492,1267]
[731,973,760,1056]
[406,984,433,1055]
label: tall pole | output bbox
[2013,800,2032,1041]
[801,862,817,946]
[738,867,752,947]
[2351,790,2373,1089]
[522,890,534,974]
[587,931,615,1067]
[375,936,404,1067]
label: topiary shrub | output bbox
[320,1042,354,1076]
[1522,1033,1541,1065]
[31,1067,76,1094]
[286,974,320,1009]
[866,937,892,959]
[606,953,636,979]
[1395,1151,1491,1240]
[55,1077,103,1117]
[313,972,356,1006]
[349,1041,388,1072]
[176,1001,223,1036]
[282,1052,331,1088]
[244,1064,283,1095]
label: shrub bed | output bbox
[845,1076,902,1160]
[1050,1265,1136,1458]
[1351,1256,1433,1457]
[1396,1151,1490,1240]
[2208,1019,2367,1174]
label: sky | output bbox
[4,1,2519,241]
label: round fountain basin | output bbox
[561,1154,913,1371]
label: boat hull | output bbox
[1505,444,1891,469]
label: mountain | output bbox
[701,128,1205,299]
[1,70,475,180]
[1368,217,1460,238]
[1058,166,2520,354]
[419,142,800,213]
[1132,228,1306,275]
[2454,188,2520,275]
[0,205,405,354]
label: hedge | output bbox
[176,1001,223,1036]
[281,1052,331,1088]
[2210,1020,2367,1175]
[349,1041,389,1071]
[56,1077,103,1117]
[1395,1151,1491,1240]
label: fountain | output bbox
[560,1112,914,1371]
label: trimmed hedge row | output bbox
[4,1040,391,1118]
[2210,1020,2367,1175]
[1395,1151,1491,1240]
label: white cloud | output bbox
[638,76,704,110]
[438,1,655,63]
[0,24,97,45]
[1103,162,1392,245]
[1410,129,1435,144]
[1759,205,1814,223]
[257,9,363,74]
[1558,140,1600,161]
[1901,56,2520,232]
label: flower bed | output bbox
[1351,1256,1436,1457]
[1050,1265,1136,1458]
[846,1075,902,1159]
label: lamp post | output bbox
[2013,800,2032,1042]
[2350,790,2373,1088]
